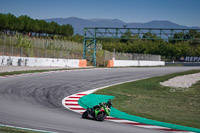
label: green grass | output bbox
[95,70,200,129]
[0,126,41,133]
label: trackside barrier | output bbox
[107,60,165,67]
[107,60,114,67]
[0,56,87,68]
[79,60,87,67]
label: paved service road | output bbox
[0,67,199,133]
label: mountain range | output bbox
[45,17,200,35]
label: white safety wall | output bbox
[0,56,80,68]
[138,60,165,66]
[113,60,165,67]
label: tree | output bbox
[49,21,59,35]
[59,24,74,37]
[0,13,6,30]
[37,20,48,36]
[17,15,34,34]
[189,31,200,46]
[0,13,75,38]
[70,34,84,43]
[142,32,159,41]
[3,13,18,33]
[31,19,40,35]
[120,31,132,43]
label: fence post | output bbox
[28,48,30,57]
[37,48,39,58]
[11,46,13,56]
[112,48,115,60]
[60,50,63,58]
[104,51,106,67]
[67,50,69,59]
[4,34,6,45]
[2,45,5,56]
[45,49,47,58]
[10,35,11,46]
[3,35,6,56]
[20,47,23,56]
[70,41,72,50]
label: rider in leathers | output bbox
[89,101,112,117]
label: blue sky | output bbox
[0,0,199,27]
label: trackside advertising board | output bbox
[180,56,200,62]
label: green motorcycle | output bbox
[82,101,112,121]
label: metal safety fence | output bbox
[104,51,161,61]
[0,34,83,51]
[0,45,83,59]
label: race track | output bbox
[0,67,199,133]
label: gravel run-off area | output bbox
[160,72,200,88]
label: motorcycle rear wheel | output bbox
[82,111,88,119]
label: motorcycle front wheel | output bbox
[96,112,107,121]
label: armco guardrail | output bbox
[0,56,87,68]
[107,60,165,67]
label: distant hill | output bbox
[45,17,200,35]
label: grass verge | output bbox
[94,69,200,129]
[0,126,42,133]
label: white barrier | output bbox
[0,56,87,68]
[107,60,165,67]
[138,60,165,66]
[114,60,138,67]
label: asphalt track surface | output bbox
[0,67,199,133]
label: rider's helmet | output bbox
[107,101,112,108]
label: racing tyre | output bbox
[82,111,88,119]
[96,112,107,121]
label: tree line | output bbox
[0,13,73,37]
[99,31,200,61]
